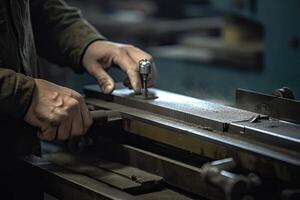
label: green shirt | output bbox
[0,0,105,157]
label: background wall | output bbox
[42,0,300,105]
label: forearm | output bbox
[0,68,35,119]
[30,0,106,72]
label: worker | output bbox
[0,0,155,198]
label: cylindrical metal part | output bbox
[138,59,152,75]
[138,59,152,96]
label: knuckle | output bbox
[147,55,153,62]
[115,46,124,55]
[71,91,82,100]
[125,44,135,50]
[126,68,138,74]
[50,91,59,101]
[118,47,127,57]
[66,98,79,109]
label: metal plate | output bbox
[236,88,300,124]
[230,119,300,151]
[84,85,300,183]
[84,85,258,131]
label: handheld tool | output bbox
[67,109,121,154]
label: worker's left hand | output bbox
[82,40,156,94]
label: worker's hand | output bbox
[82,40,156,94]
[24,79,92,141]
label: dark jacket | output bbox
[0,0,105,158]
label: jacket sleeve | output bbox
[30,0,106,73]
[0,68,35,119]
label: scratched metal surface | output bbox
[230,119,300,151]
[233,120,300,140]
[84,85,257,131]
[84,88,300,167]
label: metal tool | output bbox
[90,109,121,122]
[67,110,121,154]
[138,59,152,96]
[201,158,261,200]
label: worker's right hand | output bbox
[24,79,92,141]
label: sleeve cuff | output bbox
[14,73,36,119]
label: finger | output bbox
[91,64,115,94]
[123,77,131,88]
[48,107,68,127]
[69,103,84,138]
[57,117,72,140]
[72,93,93,133]
[116,55,141,93]
[38,127,57,141]
[25,109,46,130]
[34,105,67,127]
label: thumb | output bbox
[92,66,115,94]
[24,106,45,129]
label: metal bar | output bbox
[23,155,133,200]
[93,140,224,200]
[229,119,300,152]
[84,97,300,184]
[235,88,300,124]
[23,154,194,200]
[44,152,163,195]
[84,85,258,132]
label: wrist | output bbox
[81,39,107,71]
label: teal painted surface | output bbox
[148,1,300,103]
[205,0,300,102]
[65,1,300,105]
[154,58,267,104]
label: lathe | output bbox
[21,81,300,200]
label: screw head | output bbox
[138,59,152,75]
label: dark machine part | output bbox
[281,189,300,200]
[236,88,300,124]
[67,110,121,154]
[201,158,261,200]
[272,87,295,100]
[22,85,300,200]
[85,85,300,153]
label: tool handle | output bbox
[90,110,121,122]
[67,110,121,154]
